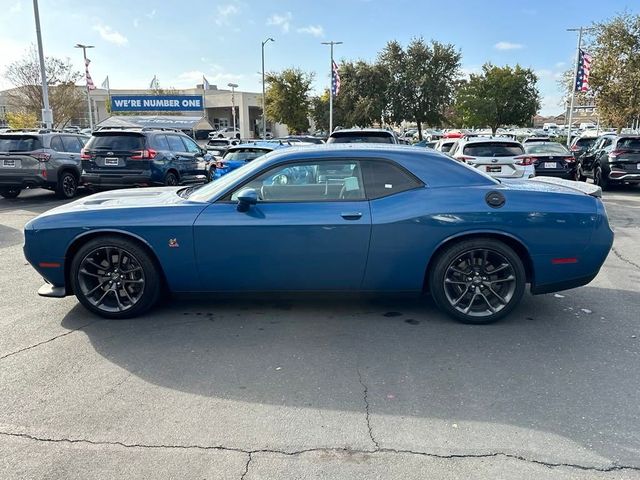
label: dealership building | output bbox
[0,83,286,139]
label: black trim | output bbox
[530,272,598,295]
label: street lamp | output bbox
[32,0,52,128]
[228,83,239,135]
[321,41,343,133]
[261,37,274,139]
[75,43,95,130]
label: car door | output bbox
[193,159,372,291]
[165,134,190,178]
[179,135,204,177]
[581,137,605,175]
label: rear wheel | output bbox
[55,171,78,199]
[70,236,161,319]
[164,171,179,186]
[429,238,526,324]
[593,166,609,190]
[0,187,21,199]
[575,164,586,182]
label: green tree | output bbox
[378,38,462,139]
[310,90,331,132]
[3,45,85,128]
[587,12,640,132]
[335,60,388,127]
[455,63,540,134]
[265,68,314,133]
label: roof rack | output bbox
[95,126,181,132]
[3,128,61,134]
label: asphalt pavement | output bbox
[1,186,639,479]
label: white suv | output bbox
[210,127,241,139]
[448,137,535,179]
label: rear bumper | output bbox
[530,272,598,295]
[608,171,640,182]
[0,173,48,189]
[82,173,156,187]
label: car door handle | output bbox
[341,212,362,220]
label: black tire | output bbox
[70,236,162,319]
[575,164,586,182]
[55,171,78,199]
[429,238,526,324]
[164,171,179,186]
[593,166,609,190]
[0,187,21,199]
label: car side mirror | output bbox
[236,188,258,212]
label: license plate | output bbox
[486,166,501,173]
[544,162,557,168]
[2,159,16,168]
[104,158,120,166]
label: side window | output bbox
[361,160,423,199]
[49,136,64,152]
[230,160,364,202]
[166,135,187,152]
[602,138,613,150]
[62,136,82,153]
[181,136,201,153]
[150,135,170,151]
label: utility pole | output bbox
[32,0,52,128]
[261,38,274,139]
[321,41,342,133]
[566,27,594,147]
[75,43,95,130]
[228,83,238,135]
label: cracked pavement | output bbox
[1,188,640,479]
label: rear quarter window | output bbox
[87,134,145,150]
[362,160,423,199]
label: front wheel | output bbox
[164,171,179,186]
[0,187,21,199]
[429,239,526,324]
[70,236,161,319]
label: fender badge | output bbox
[168,238,179,248]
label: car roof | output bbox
[330,128,394,135]
[227,141,287,151]
[460,137,521,144]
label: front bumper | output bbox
[38,283,66,298]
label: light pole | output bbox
[228,83,238,135]
[32,0,52,128]
[75,43,95,130]
[321,41,342,133]
[261,37,274,139]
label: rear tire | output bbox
[0,187,21,199]
[164,171,179,186]
[70,236,161,319]
[429,238,526,324]
[593,166,609,190]
[575,164,586,182]
[55,171,78,199]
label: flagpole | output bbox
[566,27,584,148]
[322,41,342,134]
[75,43,95,130]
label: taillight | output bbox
[457,155,475,163]
[80,148,91,160]
[564,156,575,163]
[514,155,534,166]
[215,161,226,169]
[31,151,51,162]
[608,150,627,160]
[130,148,157,160]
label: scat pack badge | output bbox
[168,238,179,248]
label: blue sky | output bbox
[1,0,637,115]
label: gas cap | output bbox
[485,191,506,208]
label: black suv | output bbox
[578,134,640,189]
[0,130,87,199]
[81,128,210,189]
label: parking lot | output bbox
[1,187,639,479]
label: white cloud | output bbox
[133,18,140,28]
[460,65,482,79]
[93,24,128,46]
[145,9,156,19]
[174,68,244,89]
[540,94,564,116]
[0,38,28,89]
[9,2,22,13]
[494,41,523,51]
[266,12,292,33]
[215,4,240,26]
[297,25,324,37]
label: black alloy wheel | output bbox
[430,238,526,324]
[0,187,21,199]
[56,172,78,199]
[70,236,161,319]
[165,171,179,186]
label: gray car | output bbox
[0,130,87,199]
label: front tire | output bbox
[0,187,21,199]
[70,236,161,319]
[55,171,78,199]
[429,238,526,324]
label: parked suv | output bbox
[578,134,640,189]
[81,128,210,189]
[449,137,535,179]
[0,130,87,199]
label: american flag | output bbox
[85,58,96,90]
[331,60,341,96]
[575,49,592,92]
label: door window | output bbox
[49,136,64,152]
[361,160,423,199]
[150,135,170,151]
[62,136,82,153]
[230,160,364,202]
[166,135,187,152]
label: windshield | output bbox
[463,142,524,157]
[575,138,597,149]
[525,143,570,155]
[223,148,271,162]
[0,135,42,152]
[327,132,394,144]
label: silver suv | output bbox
[0,130,87,199]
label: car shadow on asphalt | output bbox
[60,286,640,465]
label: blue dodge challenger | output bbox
[23,145,613,324]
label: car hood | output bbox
[36,187,203,218]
